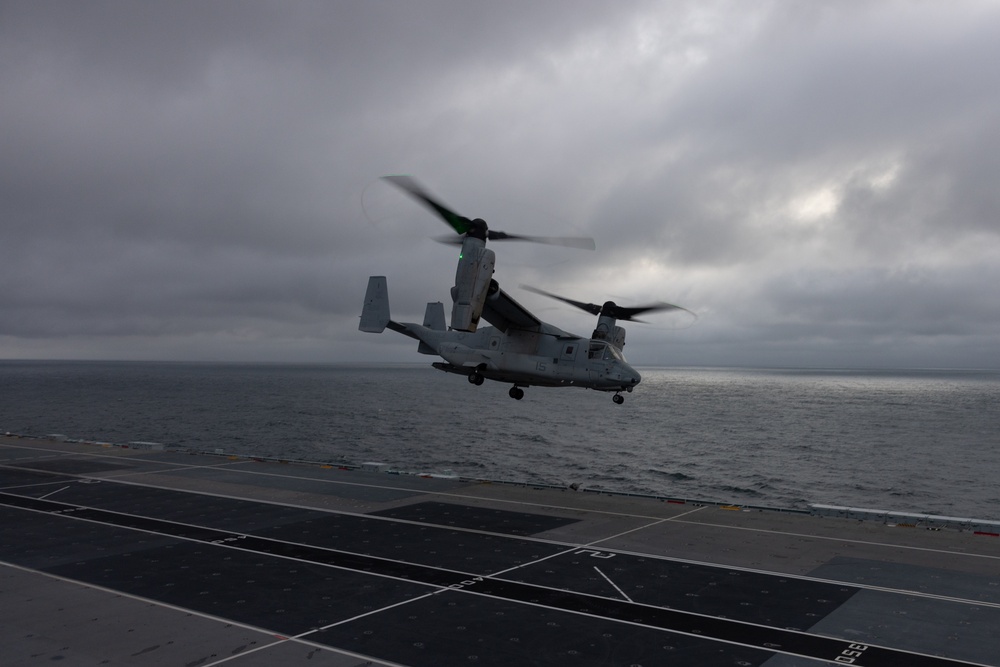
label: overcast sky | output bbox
[3,0,1000,368]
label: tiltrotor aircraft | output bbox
[360,176,691,403]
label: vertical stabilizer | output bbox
[422,302,446,331]
[359,276,390,333]
[418,301,446,354]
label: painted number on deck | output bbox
[576,550,616,559]
[835,643,869,664]
[449,576,484,591]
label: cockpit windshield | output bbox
[588,341,624,362]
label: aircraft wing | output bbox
[481,286,541,332]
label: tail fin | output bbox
[359,276,390,333]
[422,302,446,331]
[418,301,446,355]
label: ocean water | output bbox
[2,361,999,520]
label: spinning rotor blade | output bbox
[383,175,472,235]
[522,285,693,322]
[486,231,596,250]
[383,175,595,250]
[435,232,595,249]
[607,302,693,323]
[521,285,602,315]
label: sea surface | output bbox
[2,361,999,520]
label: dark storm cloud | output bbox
[2,1,999,366]
[1,0,643,353]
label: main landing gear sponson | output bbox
[469,370,624,404]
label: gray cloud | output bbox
[2,0,999,367]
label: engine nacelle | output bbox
[592,314,616,342]
[612,325,626,350]
[450,240,495,332]
[592,317,626,351]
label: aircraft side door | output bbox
[553,341,578,377]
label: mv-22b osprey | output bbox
[360,176,691,404]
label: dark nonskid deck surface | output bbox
[2,437,999,666]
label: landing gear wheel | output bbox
[509,386,524,400]
[613,393,625,404]
[468,371,485,386]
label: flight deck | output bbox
[2,434,998,666]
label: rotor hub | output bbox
[467,218,489,240]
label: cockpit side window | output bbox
[589,341,625,361]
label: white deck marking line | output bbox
[200,596,426,667]
[664,505,708,521]
[0,497,756,643]
[52,472,723,571]
[92,460,250,479]
[148,463,1000,561]
[7,471,998,611]
[572,511,1000,611]
[7,441,999,557]
[2,495,993,667]
[0,559,405,667]
[36,472,593,550]
[0,494,835,637]
[576,546,1000,611]
[200,639,407,667]
[0,493,480,587]
[594,566,633,603]
[213,465,1000,563]
[158,462,675,521]
[665,516,1000,562]
[37,486,70,500]
[1,454,66,463]
[0,442,266,476]
[593,516,673,545]
[453,585,994,667]
[486,516,673,580]
[0,457,248,483]
[8,463,1000,616]
[15,468,1000,614]
[0,479,78,493]
[291,590,445,641]
[0,561,291,647]
[0,453,716,552]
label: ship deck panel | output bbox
[2,435,998,667]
